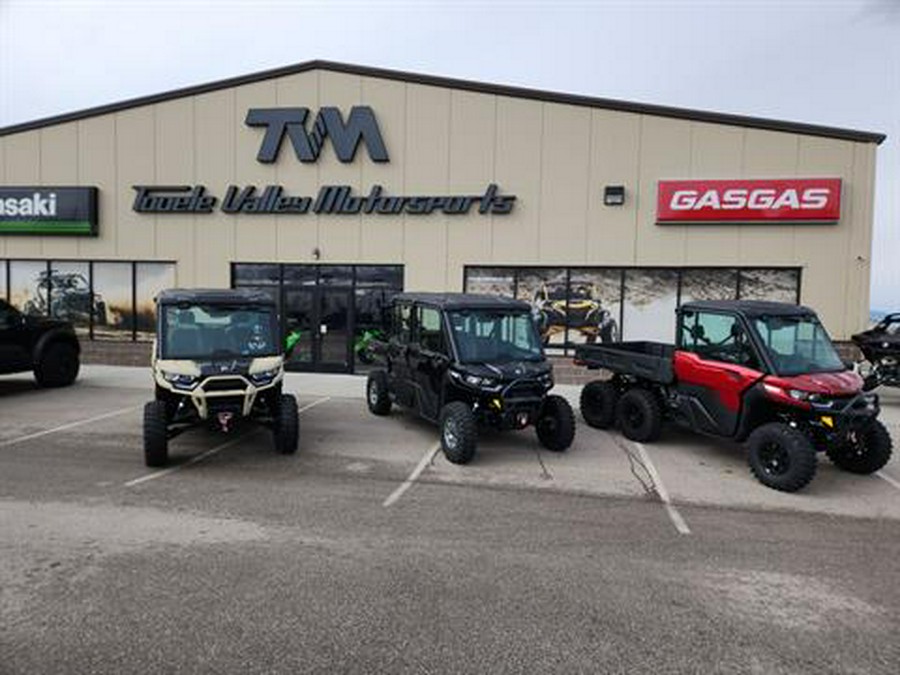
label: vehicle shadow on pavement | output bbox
[0,378,41,398]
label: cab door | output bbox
[411,305,449,421]
[674,310,764,436]
[387,301,415,408]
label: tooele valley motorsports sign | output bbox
[133,106,516,217]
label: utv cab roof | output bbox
[393,292,532,312]
[681,300,815,318]
[156,288,277,306]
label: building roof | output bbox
[394,292,532,312]
[0,60,886,145]
[157,288,276,306]
[681,300,816,317]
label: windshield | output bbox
[448,310,543,363]
[161,304,279,359]
[752,314,844,376]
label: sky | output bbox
[1,0,898,310]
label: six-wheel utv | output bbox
[365,293,575,464]
[143,289,298,467]
[575,300,892,492]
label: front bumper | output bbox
[155,372,283,420]
[474,379,550,430]
[805,392,880,438]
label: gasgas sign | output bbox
[657,178,841,223]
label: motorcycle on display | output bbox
[852,313,900,391]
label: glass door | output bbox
[282,286,352,373]
[284,288,315,369]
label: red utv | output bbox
[574,300,892,492]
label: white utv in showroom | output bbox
[144,288,298,467]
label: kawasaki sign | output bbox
[0,187,98,235]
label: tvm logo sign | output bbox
[245,106,389,164]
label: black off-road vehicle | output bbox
[143,289,298,467]
[366,293,575,463]
[575,300,892,492]
[0,298,80,387]
[852,313,900,391]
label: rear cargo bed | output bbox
[574,341,675,384]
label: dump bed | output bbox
[574,341,675,384]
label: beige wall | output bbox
[0,69,878,338]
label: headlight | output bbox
[162,371,198,390]
[464,374,498,389]
[538,372,554,388]
[788,389,810,401]
[249,367,280,385]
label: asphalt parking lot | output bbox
[2,366,900,673]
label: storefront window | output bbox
[622,270,679,342]
[318,265,353,286]
[48,261,91,336]
[739,269,800,303]
[466,265,800,350]
[233,263,280,286]
[465,268,515,297]
[282,265,317,287]
[93,262,133,340]
[136,263,176,341]
[355,265,403,289]
[567,269,622,344]
[0,261,7,302]
[516,268,568,352]
[680,269,739,305]
[9,261,48,316]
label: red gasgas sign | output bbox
[656,178,841,223]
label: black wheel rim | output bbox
[759,441,790,476]
[623,401,644,430]
[443,419,459,450]
[539,416,557,436]
[844,431,868,458]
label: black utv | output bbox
[366,293,575,464]
[0,298,80,387]
[852,313,900,390]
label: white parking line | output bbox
[634,442,691,535]
[877,471,900,491]
[124,396,331,487]
[0,405,140,449]
[383,442,441,507]
[124,432,255,486]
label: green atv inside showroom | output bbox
[143,288,298,467]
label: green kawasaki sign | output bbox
[0,187,98,235]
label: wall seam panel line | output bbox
[583,110,593,264]
[445,90,453,290]
[537,103,545,262]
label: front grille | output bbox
[202,378,248,392]
[207,395,244,414]
[504,380,544,400]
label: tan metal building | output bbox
[0,61,885,372]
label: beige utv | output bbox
[144,288,298,467]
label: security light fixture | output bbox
[604,185,625,206]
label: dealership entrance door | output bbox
[232,263,403,373]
